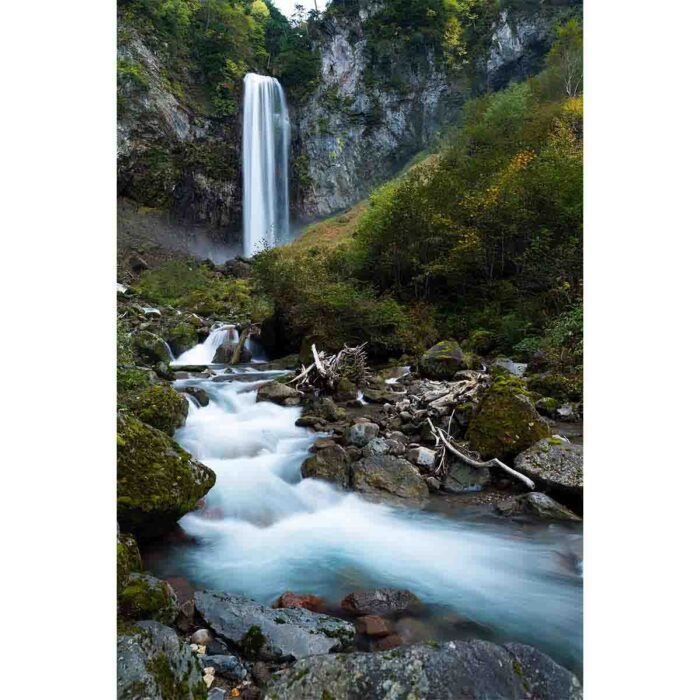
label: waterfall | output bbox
[242,73,291,258]
[172,325,239,366]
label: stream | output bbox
[144,336,583,677]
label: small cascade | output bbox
[242,73,291,257]
[172,325,239,366]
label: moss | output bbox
[418,340,466,379]
[467,376,550,460]
[164,322,199,357]
[240,625,266,658]
[527,372,582,402]
[117,533,143,593]
[467,329,496,355]
[119,574,177,624]
[117,413,215,538]
[124,384,189,436]
[146,651,202,700]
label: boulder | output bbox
[514,438,583,496]
[117,532,142,594]
[536,396,559,417]
[117,414,216,538]
[117,621,207,700]
[273,592,326,613]
[132,330,172,366]
[496,492,581,521]
[405,446,436,469]
[344,422,380,447]
[124,384,189,436]
[182,386,210,407]
[362,388,401,404]
[300,446,350,488]
[340,588,423,618]
[119,573,179,625]
[556,403,581,422]
[351,456,429,501]
[361,437,391,457]
[164,323,199,357]
[199,654,248,682]
[467,377,550,461]
[304,396,346,422]
[355,616,394,638]
[194,590,355,662]
[334,377,358,402]
[418,340,467,379]
[213,341,252,365]
[442,461,491,493]
[256,381,301,407]
[492,357,528,377]
[264,640,582,700]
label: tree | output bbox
[546,19,583,98]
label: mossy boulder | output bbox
[467,377,550,461]
[527,373,582,402]
[418,340,468,380]
[163,322,199,357]
[117,413,216,538]
[334,377,357,402]
[117,532,143,594]
[466,329,496,355]
[124,384,189,436]
[350,456,429,501]
[535,396,559,418]
[119,573,179,625]
[132,330,173,366]
[301,445,351,488]
[514,438,583,495]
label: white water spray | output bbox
[172,325,239,366]
[242,73,290,257]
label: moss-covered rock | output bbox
[163,322,199,357]
[119,572,179,625]
[124,384,189,436]
[117,413,216,538]
[527,372,582,402]
[535,396,559,418]
[418,340,467,380]
[117,532,143,594]
[132,330,173,366]
[467,376,550,461]
[466,329,496,355]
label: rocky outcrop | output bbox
[301,445,351,487]
[117,413,216,538]
[123,384,189,436]
[194,590,355,662]
[117,621,207,700]
[264,639,582,700]
[514,438,584,496]
[496,491,581,521]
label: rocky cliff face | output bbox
[293,1,576,221]
[117,25,241,238]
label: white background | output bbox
[0,0,699,696]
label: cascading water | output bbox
[146,335,583,676]
[242,73,290,257]
[171,325,238,366]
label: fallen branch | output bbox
[311,343,327,377]
[426,418,535,490]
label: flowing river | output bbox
[144,337,583,676]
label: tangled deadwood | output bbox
[288,343,371,392]
[426,416,535,489]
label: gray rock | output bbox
[182,386,210,407]
[200,654,248,682]
[351,455,429,501]
[362,388,402,404]
[362,437,391,457]
[556,403,581,422]
[496,492,581,521]
[341,588,422,617]
[256,381,301,406]
[207,689,228,700]
[492,357,528,377]
[263,640,582,700]
[418,341,466,380]
[515,439,583,495]
[300,445,350,488]
[344,421,380,447]
[117,620,206,700]
[194,590,354,662]
[406,446,436,469]
[442,460,491,494]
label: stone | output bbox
[272,592,326,613]
[310,437,337,452]
[207,689,228,700]
[200,654,248,682]
[418,340,467,380]
[295,415,326,428]
[496,492,581,521]
[405,446,436,469]
[361,437,391,457]
[355,615,394,638]
[344,421,380,447]
[117,532,142,594]
[425,476,441,492]
[351,456,429,501]
[119,573,179,625]
[556,403,581,422]
[124,383,189,436]
[191,629,214,646]
[514,439,584,496]
[492,357,528,377]
[306,396,346,422]
[117,620,207,700]
[340,588,423,618]
[362,388,401,404]
[334,377,357,402]
[132,330,173,366]
[194,590,355,662]
[117,413,216,538]
[300,446,350,488]
[182,386,210,407]
[264,640,582,700]
[442,458,491,494]
[467,377,550,460]
[369,633,403,652]
[256,381,301,406]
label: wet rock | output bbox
[132,330,172,366]
[117,620,207,700]
[344,421,380,447]
[164,323,199,357]
[124,383,189,436]
[309,437,337,452]
[256,381,301,406]
[425,476,441,492]
[443,459,491,494]
[467,377,550,460]
[295,415,326,428]
[117,413,216,538]
[418,340,467,380]
[496,492,581,521]
[355,615,394,637]
[340,588,423,618]
[117,532,142,594]
[514,438,583,496]
[182,386,210,407]
[334,377,357,402]
[305,396,346,422]
[406,446,436,469]
[264,640,582,700]
[194,590,354,662]
[362,387,402,404]
[119,573,179,624]
[273,592,326,613]
[351,455,429,501]
[369,633,403,651]
[200,654,248,682]
[556,403,581,422]
[300,446,350,488]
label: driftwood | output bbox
[288,343,370,392]
[426,417,535,490]
[230,326,250,365]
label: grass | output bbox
[291,200,369,251]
